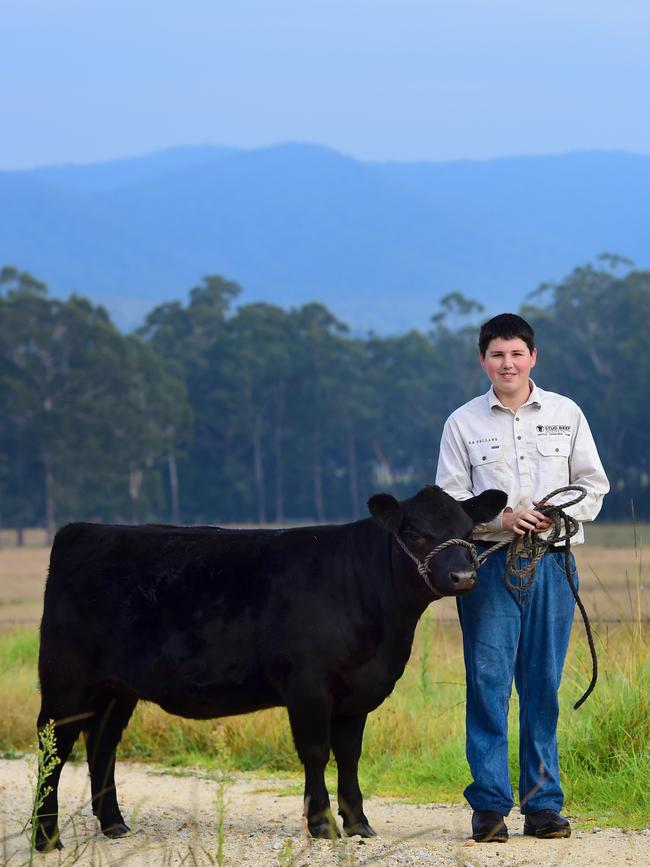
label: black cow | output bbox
[34,484,506,852]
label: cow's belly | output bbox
[156,679,281,720]
[110,643,282,720]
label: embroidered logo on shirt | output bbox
[536,424,571,436]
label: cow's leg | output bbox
[287,697,339,839]
[83,691,137,838]
[331,712,376,837]
[34,690,88,852]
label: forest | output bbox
[1,255,648,539]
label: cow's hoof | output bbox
[344,821,377,838]
[34,831,63,853]
[102,822,131,839]
[308,816,341,839]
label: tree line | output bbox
[1,257,648,540]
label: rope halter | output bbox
[393,533,480,597]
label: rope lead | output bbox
[478,485,597,709]
[395,484,597,709]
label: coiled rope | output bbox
[477,485,597,709]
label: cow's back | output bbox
[39,520,397,718]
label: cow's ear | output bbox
[368,493,402,533]
[461,489,508,524]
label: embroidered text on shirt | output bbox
[536,425,571,436]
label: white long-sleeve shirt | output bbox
[435,381,609,543]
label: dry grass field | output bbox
[0,524,647,631]
[0,545,50,631]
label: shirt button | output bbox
[517,435,522,440]
[515,417,520,421]
[520,455,525,460]
[555,447,559,452]
[482,456,486,461]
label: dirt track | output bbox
[1,758,648,866]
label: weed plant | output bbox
[27,719,59,864]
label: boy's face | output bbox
[480,337,537,398]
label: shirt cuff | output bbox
[474,507,509,536]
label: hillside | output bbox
[2,145,649,330]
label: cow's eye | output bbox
[406,529,427,544]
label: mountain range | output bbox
[1,144,649,332]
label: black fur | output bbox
[34,485,506,849]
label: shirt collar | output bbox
[527,380,542,407]
[487,379,542,412]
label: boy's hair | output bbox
[479,313,535,357]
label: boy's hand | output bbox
[502,505,554,536]
[532,500,555,533]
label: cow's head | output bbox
[368,485,507,597]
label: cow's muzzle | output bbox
[449,569,476,592]
[393,535,480,597]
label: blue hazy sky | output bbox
[3,0,650,169]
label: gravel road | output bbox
[1,758,648,866]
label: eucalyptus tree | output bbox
[523,257,650,518]
[139,275,241,522]
[0,268,193,535]
[286,303,351,522]
[215,303,293,523]
[0,272,126,538]
[364,330,440,496]
[325,334,374,519]
[105,336,193,524]
[358,292,484,502]
[0,270,48,538]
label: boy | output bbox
[435,313,609,842]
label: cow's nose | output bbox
[449,570,475,591]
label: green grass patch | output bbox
[2,611,648,829]
[0,627,38,670]
[559,621,650,826]
[0,628,39,751]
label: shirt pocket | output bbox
[536,437,571,487]
[468,443,504,489]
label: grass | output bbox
[1,614,647,830]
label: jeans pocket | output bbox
[549,550,578,585]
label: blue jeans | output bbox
[457,546,577,815]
